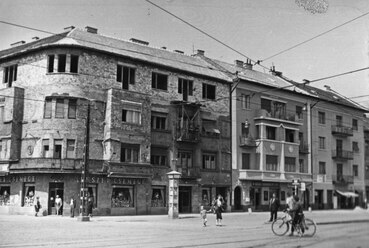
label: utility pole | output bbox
[78,102,90,222]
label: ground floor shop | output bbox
[0,173,230,216]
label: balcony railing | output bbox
[177,167,201,179]
[331,125,353,137]
[332,150,353,160]
[239,136,257,148]
[255,109,300,123]
[176,128,200,143]
[332,174,354,185]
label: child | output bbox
[200,205,211,227]
[34,196,41,217]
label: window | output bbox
[263,191,269,201]
[241,94,250,109]
[319,137,325,149]
[281,191,286,201]
[336,115,343,126]
[353,165,358,177]
[23,183,35,207]
[48,55,55,73]
[120,144,139,162]
[0,185,10,206]
[337,163,343,176]
[202,119,220,135]
[122,109,141,124]
[201,188,211,207]
[352,119,358,131]
[0,105,4,123]
[70,55,79,73]
[285,157,296,172]
[54,139,62,159]
[150,147,167,166]
[319,162,326,174]
[202,83,216,100]
[299,159,307,173]
[55,99,64,118]
[151,187,166,207]
[353,142,359,153]
[66,139,75,158]
[178,151,192,169]
[285,129,295,143]
[68,99,77,119]
[111,186,134,208]
[151,112,167,130]
[261,98,272,113]
[152,72,168,90]
[42,139,50,157]
[266,126,276,140]
[318,112,325,124]
[266,155,278,171]
[3,64,17,87]
[117,65,135,90]
[241,153,250,169]
[202,153,216,170]
[178,78,193,95]
[57,54,66,72]
[296,106,303,119]
[44,99,52,119]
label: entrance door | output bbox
[48,182,64,215]
[315,190,323,209]
[179,186,191,213]
[234,186,242,210]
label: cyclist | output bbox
[288,195,304,236]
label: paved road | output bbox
[0,209,368,247]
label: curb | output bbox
[316,219,369,225]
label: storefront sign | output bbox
[78,176,145,185]
[251,181,279,187]
[0,175,35,183]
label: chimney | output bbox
[11,40,26,47]
[270,66,282,76]
[234,60,244,67]
[32,36,39,41]
[324,85,331,91]
[85,26,98,34]
[64,26,75,32]
[174,50,184,54]
[244,59,253,70]
[129,38,149,46]
[196,49,205,56]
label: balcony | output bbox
[105,161,153,178]
[176,128,200,143]
[12,158,82,171]
[331,125,353,137]
[332,150,353,160]
[332,174,354,185]
[177,167,201,179]
[254,109,301,125]
[239,136,257,148]
[299,143,309,154]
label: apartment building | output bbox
[0,26,232,215]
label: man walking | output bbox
[269,193,280,222]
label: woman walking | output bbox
[214,194,224,226]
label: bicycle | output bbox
[271,211,317,237]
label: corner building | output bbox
[0,27,232,215]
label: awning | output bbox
[203,122,220,134]
[336,190,359,198]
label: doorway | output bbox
[48,182,64,215]
[179,186,192,213]
[234,186,242,210]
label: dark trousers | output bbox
[269,210,277,221]
[70,206,75,217]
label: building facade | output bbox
[0,27,232,216]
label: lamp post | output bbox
[167,170,181,219]
[78,102,90,222]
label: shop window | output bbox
[3,64,17,87]
[152,72,168,91]
[66,139,75,158]
[202,83,216,100]
[151,187,165,207]
[263,190,269,201]
[54,139,62,159]
[87,184,97,207]
[23,184,35,207]
[202,153,216,170]
[281,191,286,201]
[44,99,52,119]
[117,64,136,90]
[111,186,134,208]
[42,139,50,157]
[68,99,77,119]
[201,188,211,207]
[0,185,10,206]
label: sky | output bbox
[1,0,369,108]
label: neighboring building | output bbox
[364,120,369,206]
[0,26,232,215]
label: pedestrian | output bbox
[55,195,62,216]
[268,193,280,222]
[87,197,94,217]
[286,192,294,210]
[215,194,224,226]
[289,195,304,236]
[34,196,41,217]
[200,205,211,227]
[70,197,76,218]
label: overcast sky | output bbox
[1,0,368,108]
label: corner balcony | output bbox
[299,143,310,154]
[239,136,257,148]
[331,125,353,137]
[332,150,353,160]
[176,128,200,143]
[332,174,354,185]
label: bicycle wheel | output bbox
[271,218,289,236]
[302,218,317,237]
